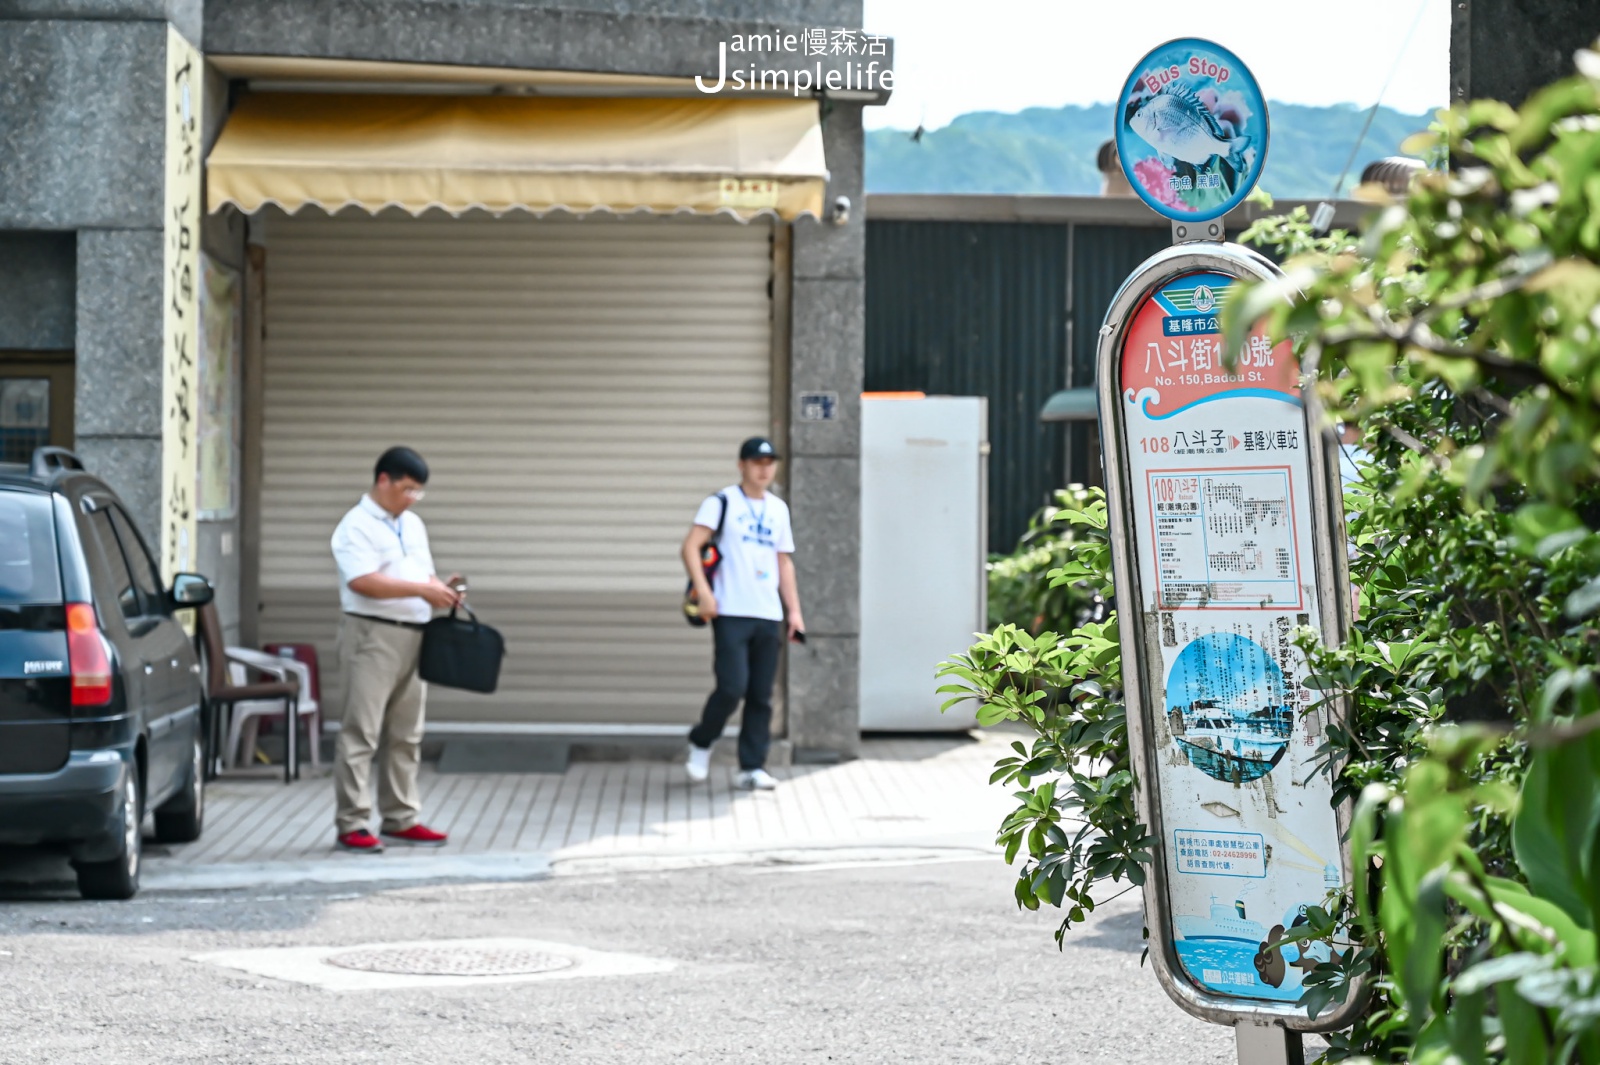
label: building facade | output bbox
[0,0,885,761]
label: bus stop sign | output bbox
[1096,241,1362,1041]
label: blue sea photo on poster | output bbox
[1115,38,1268,221]
[1165,632,1292,786]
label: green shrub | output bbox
[986,485,1107,634]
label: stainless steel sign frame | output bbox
[1095,240,1364,1033]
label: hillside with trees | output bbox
[865,101,1434,199]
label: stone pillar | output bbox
[786,102,865,761]
[76,229,167,537]
[0,16,170,539]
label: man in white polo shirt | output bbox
[680,436,804,790]
[329,446,461,853]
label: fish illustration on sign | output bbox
[1124,86,1252,195]
[1114,38,1268,222]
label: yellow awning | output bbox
[206,93,828,221]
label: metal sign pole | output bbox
[1236,1021,1306,1065]
[1101,38,1364,1060]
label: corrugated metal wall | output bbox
[865,217,1169,553]
[865,221,1068,554]
[259,213,773,725]
[1066,224,1172,487]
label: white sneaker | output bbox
[735,768,778,791]
[685,744,712,783]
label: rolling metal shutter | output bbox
[258,212,773,725]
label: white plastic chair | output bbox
[223,647,321,775]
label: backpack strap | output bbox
[711,492,728,543]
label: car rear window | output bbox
[0,490,63,605]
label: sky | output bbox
[860,0,1452,131]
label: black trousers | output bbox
[688,616,783,770]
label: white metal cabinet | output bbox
[859,396,988,731]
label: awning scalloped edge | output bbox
[209,195,821,224]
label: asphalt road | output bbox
[0,856,1240,1064]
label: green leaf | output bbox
[1565,574,1600,618]
[1498,984,1555,1065]
[1535,528,1592,559]
[1453,952,1553,995]
[1512,727,1600,932]
[1350,783,1390,924]
[1445,984,1490,1065]
[1401,130,1441,156]
[1510,503,1583,555]
[1397,867,1452,1031]
[1449,874,1599,967]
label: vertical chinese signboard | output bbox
[1098,41,1361,1058]
[161,26,202,580]
[197,254,242,521]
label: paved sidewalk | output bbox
[144,733,1017,890]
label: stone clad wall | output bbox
[0,2,202,45]
[201,0,874,83]
[0,233,75,351]
[0,17,174,539]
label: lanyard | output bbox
[383,514,407,556]
[738,487,767,533]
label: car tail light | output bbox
[66,602,113,708]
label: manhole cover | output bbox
[324,945,575,977]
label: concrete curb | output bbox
[142,851,555,893]
[140,836,1000,893]
[550,842,996,878]
[556,844,992,876]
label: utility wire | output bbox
[1329,0,1434,198]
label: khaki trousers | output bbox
[334,614,426,835]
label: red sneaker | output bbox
[337,829,384,853]
[381,823,448,847]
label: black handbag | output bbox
[419,603,505,694]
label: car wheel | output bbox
[154,733,205,844]
[75,766,142,900]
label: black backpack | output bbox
[681,492,727,627]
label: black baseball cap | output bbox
[739,437,781,461]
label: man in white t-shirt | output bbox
[329,447,462,853]
[680,436,804,790]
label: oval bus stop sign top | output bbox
[1115,38,1269,223]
